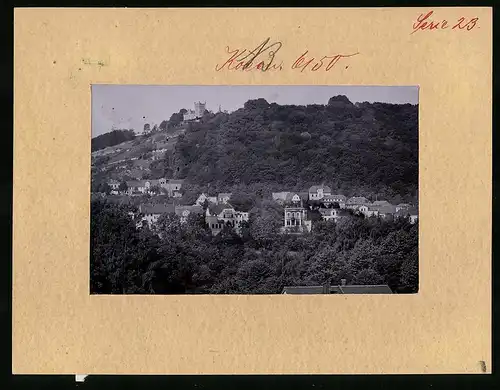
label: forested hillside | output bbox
[167,96,418,203]
[91,129,136,152]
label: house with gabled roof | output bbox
[217,193,232,204]
[318,208,350,222]
[372,200,392,207]
[107,179,120,190]
[282,280,393,294]
[346,196,370,210]
[205,202,249,235]
[194,193,218,206]
[163,179,184,197]
[137,203,175,227]
[396,203,411,212]
[373,204,397,219]
[395,206,419,224]
[273,191,307,206]
[321,194,347,208]
[174,205,204,223]
[308,184,332,201]
[358,204,379,218]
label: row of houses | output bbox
[275,184,418,234]
[128,183,417,236]
[135,199,250,236]
[107,178,184,197]
[136,203,204,227]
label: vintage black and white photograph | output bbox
[90,85,418,295]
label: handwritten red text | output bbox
[411,11,479,34]
[291,51,360,72]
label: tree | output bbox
[400,247,418,292]
[91,129,135,152]
[99,182,111,195]
[159,120,168,131]
[119,181,128,192]
[150,185,161,195]
[143,123,151,133]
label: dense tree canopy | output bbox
[91,129,135,152]
[166,97,418,203]
[91,199,419,294]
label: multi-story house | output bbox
[107,179,120,194]
[126,180,148,195]
[395,206,419,224]
[346,196,370,210]
[373,203,397,219]
[358,204,379,218]
[137,203,175,228]
[318,208,350,222]
[194,193,218,206]
[281,206,312,233]
[308,185,332,201]
[163,179,183,197]
[396,203,411,212]
[272,192,307,205]
[217,193,232,204]
[321,194,347,208]
[205,203,249,235]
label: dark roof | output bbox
[309,184,332,193]
[282,284,393,294]
[374,205,397,214]
[319,208,350,217]
[339,285,393,294]
[175,205,203,216]
[126,180,146,188]
[324,194,347,201]
[207,203,235,216]
[372,200,391,206]
[347,196,369,204]
[395,206,418,217]
[282,286,325,294]
[139,203,175,215]
[298,192,309,201]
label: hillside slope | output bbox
[169,96,418,203]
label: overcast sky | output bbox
[91,85,419,137]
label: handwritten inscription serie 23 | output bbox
[411,11,479,34]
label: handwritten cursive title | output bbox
[215,38,359,73]
[411,10,479,34]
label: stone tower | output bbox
[194,101,206,117]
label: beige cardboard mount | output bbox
[13,7,491,374]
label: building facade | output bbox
[281,206,312,233]
[318,208,350,222]
[205,203,249,235]
[308,185,332,201]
